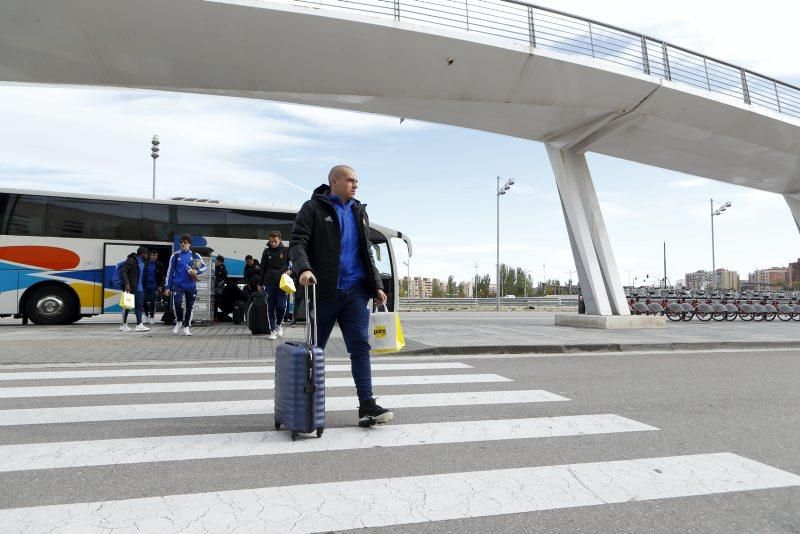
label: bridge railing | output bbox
[291,0,800,119]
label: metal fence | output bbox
[291,0,800,119]
[401,296,578,308]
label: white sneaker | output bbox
[147,317,154,325]
[276,325,284,338]
[119,324,131,332]
[183,327,192,336]
[268,332,277,340]
[134,323,150,332]
[172,324,181,334]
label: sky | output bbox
[1,0,799,287]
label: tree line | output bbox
[400,263,578,298]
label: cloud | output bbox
[0,86,428,203]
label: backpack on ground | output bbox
[232,300,246,325]
[161,293,176,325]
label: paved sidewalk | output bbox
[400,312,800,354]
[0,311,798,365]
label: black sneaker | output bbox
[358,398,394,427]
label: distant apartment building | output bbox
[748,267,789,287]
[459,281,474,298]
[684,270,711,291]
[715,269,740,291]
[403,276,433,298]
[790,258,800,288]
[684,269,739,290]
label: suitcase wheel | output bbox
[316,428,324,438]
[274,420,280,430]
[291,431,300,441]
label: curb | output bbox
[400,340,800,356]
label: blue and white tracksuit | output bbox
[166,249,207,327]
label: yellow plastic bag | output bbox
[119,291,135,310]
[369,307,405,354]
[279,273,296,294]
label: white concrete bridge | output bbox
[2,0,799,317]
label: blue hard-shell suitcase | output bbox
[274,285,325,440]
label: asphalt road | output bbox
[0,348,798,532]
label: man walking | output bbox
[165,234,207,336]
[142,250,164,324]
[260,231,291,340]
[290,164,393,427]
[119,246,150,332]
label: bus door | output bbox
[101,243,171,313]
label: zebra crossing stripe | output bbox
[0,374,511,399]
[1,453,797,532]
[0,415,656,472]
[0,390,570,426]
[0,363,473,381]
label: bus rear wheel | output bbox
[25,285,77,325]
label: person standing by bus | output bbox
[243,255,259,285]
[289,164,393,427]
[214,255,229,319]
[165,234,207,336]
[260,231,291,340]
[119,246,150,332]
[143,250,164,324]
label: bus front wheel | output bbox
[25,285,78,325]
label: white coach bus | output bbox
[0,188,411,324]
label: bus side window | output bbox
[0,194,47,236]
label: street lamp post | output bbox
[150,135,160,199]
[474,262,479,299]
[496,176,515,311]
[542,264,546,296]
[710,199,732,293]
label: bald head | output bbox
[328,165,354,183]
[328,165,358,201]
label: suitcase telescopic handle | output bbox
[304,283,317,346]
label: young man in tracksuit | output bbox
[143,250,165,324]
[165,234,207,336]
[119,247,150,332]
[260,230,292,340]
[290,164,393,427]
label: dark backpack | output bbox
[110,261,126,289]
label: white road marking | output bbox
[0,374,511,398]
[0,390,569,426]
[0,363,472,381]
[0,415,655,472]
[2,453,797,532]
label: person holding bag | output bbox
[289,164,393,427]
[260,231,292,340]
[119,247,150,332]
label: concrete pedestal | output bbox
[555,314,667,329]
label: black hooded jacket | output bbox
[119,253,140,292]
[260,242,289,287]
[289,184,383,301]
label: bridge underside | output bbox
[2,0,800,314]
